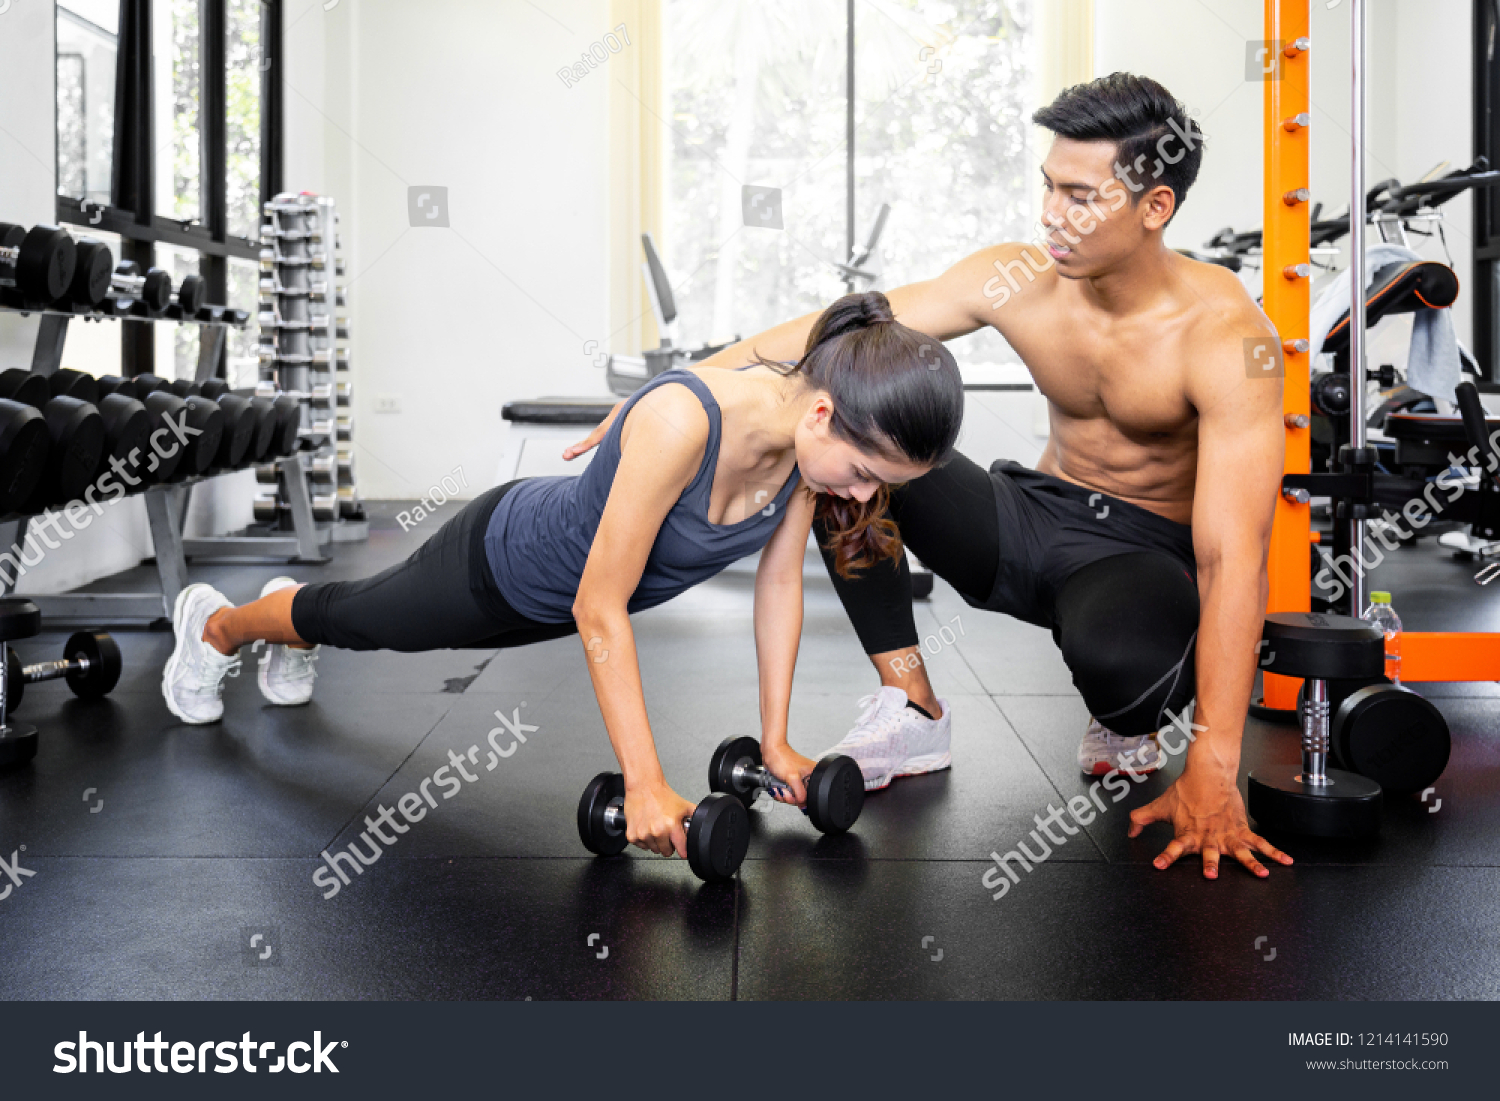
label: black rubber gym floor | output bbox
[1,502,1498,1000]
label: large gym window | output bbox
[660,0,1035,369]
[53,0,283,377]
[56,1,119,210]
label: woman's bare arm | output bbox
[751,488,817,803]
[572,383,707,858]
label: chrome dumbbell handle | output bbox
[1299,678,1331,787]
[599,798,694,836]
[731,760,794,800]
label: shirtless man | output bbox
[569,73,1291,880]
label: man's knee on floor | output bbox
[1061,636,1194,737]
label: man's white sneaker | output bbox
[162,583,241,725]
[255,576,318,706]
[822,686,952,792]
[1077,718,1165,776]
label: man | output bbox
[569,73,1289,880]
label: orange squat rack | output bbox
[1262,0,1500,702]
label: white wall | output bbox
[1095,0,1475,354]
[285,0,612,499]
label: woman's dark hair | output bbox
[1032,72,1204,224]
[760,290,963,578]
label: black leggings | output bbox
[291,483,579,652]
[813,453,1199,737]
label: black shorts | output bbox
[291,481,580,652]
[980,460,1196,628]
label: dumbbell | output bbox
[0,369,104,508]
[1247,613,1388,838]
[70,375,152,489]
[0,398,51,515]
[164,380,253,467]
[0,599,41,767]
[0,223,76,308]
[4,630,122,716]
[708,735,865,834]
[54,237,114,311]
[165,274,206,320]
[576,771,750,883]
[1292,674,1452,798]
[337,484,363,519]
[48,368,98,404]
[252,493,281,523]
[107,261,172,317]
[247,396,280,461]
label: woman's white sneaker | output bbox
[1077,718,1165,776]
[822,686,952,791]
[162,583,241,724]
[255,576,318,706]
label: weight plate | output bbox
[0,402,49,514]
[707,735,762,806]
[63,630,122,698]
[6,647,22,716]
[577,771,629,857]
[1332,685,1451,797]
[805,753,866,834]
[0,723,38,768]
[685,792,748,883]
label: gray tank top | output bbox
[485,369,802,624]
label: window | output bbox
[661,0,1034,370]
[154,0,203,225]
[225,0,265,241]
[55,0,283,377]
[55,1,119,209]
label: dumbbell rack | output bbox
[0,303,327,626]
[256,193,367,544]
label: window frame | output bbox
[53,0,282,372]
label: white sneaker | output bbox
[255,576,318,706]
[1077,718,1165,776]
[822,685,952,792]
[162,583,242,725]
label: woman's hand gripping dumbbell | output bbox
[708,736,865,834]
[577,772,749,883]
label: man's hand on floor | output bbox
[1128,764,1293,879]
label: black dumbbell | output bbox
[708,735,865,834]
[0,370,105,508]
[177,393,225,475]
[0,599,41,767]
[48,368,99,404]
[106,261,172,317]
[1332,683,1450,798]
[93,392,153,491]
[55,237,114,311]
[211,393,257,468]
[1248,614,1387,838]
[4,630,122,717]
[0,399,51,515]
[576,771,749,883]
[246,396,280,462]
[198,378,230,400]
[168,273,206,319]
[0,223,76,308]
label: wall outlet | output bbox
[374,394,402,413]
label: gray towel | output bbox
[1307,243,1460,401]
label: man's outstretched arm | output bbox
[562,247,1009,460]
[1128,326,1293,879]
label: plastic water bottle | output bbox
[1362,591,1402,686]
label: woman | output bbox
[162,291,963,860]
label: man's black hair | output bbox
[1032,72,1204,224]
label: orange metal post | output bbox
[1261,0,1312,709]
